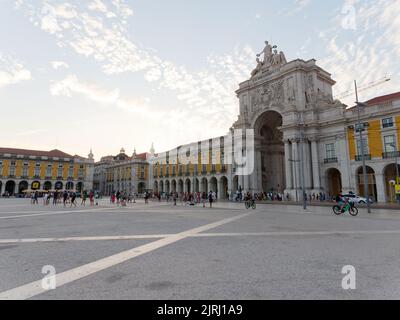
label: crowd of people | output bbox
[29,190,99,207]
[107,190,218,208]
[22,188,332,209]
[230,190,328,202]
[109,190,139,206]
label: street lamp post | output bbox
[389,143,399,203]
[354,80,371,213]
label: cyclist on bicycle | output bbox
[244,192,255,206]
[336,192,348,213]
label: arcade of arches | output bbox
[324,164,400,203]
[154,176,229,199]
[0,179,85,196]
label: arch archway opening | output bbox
[384,163,400,203]
[209,177,218,196]
[18,181,28,194]
[5,180,16,196]
[66,181,74,190]
[55,181,63,190]
[219,176,228,199]
[356,166,377,201]
[178,179,184,193]
[185,179,191,193]
[326,168,342,198]
[200,177,208,193]
[138,182,146,194]
[253,110,285,193]
[44,181,52,191]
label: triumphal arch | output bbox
[232,41,346,199]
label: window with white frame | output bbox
[46,164,52,176]
[384,135,396,153]
[78,165,84,177]
[68,165,74,177]
[356,138,369,155]
[325,143,336,159]
[57,164,63,176]
[9,161,16,176]
[22,162,28,176]
[34,162,41,176]
[382,117,394,128]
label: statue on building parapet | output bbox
[251,57,264,77]
[257,41,273,64]
[251,41,288,77]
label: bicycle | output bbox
[332,201,358,216]
[245,199,256,210]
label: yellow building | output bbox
[342,92,400,202]
[93,148,149,195]
[0,147,94,196]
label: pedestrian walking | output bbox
[70,192,77,207]
[208,191,213,208]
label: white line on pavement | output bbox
[0,211,253,300]
[0,207,121,219]
[2,229,400,245]
[193,230,400,237]
[0,234,170,243]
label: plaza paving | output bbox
[0,198,399,300]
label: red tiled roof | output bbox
[365,91,400,106]
[136,152,147,160]
[0,147,73,158]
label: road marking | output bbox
[193,230,400,237]
[0,207,122,220]
[2,229,400,245]
[0,234,170,244]
[0,211,252,300]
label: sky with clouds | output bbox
[0,0,399,160]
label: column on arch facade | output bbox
[227,174,233,200]
[310,138,321,190]
[244,174,250,192]
[249,149,258,193]
[375,173,386,203]
[303,139,313,190]
[338,133,354,193]
[191,178,195,193]
[291,138,300,191]
[284,140,293,190]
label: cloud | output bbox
[295,0,311,8]
[284,0,312,16]
[49,74,150,113]
[16,0,256,142]
[317,0,400,105]
[0,54,32,88]
[51,61,69,69]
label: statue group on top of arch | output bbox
[251,41,287,77]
